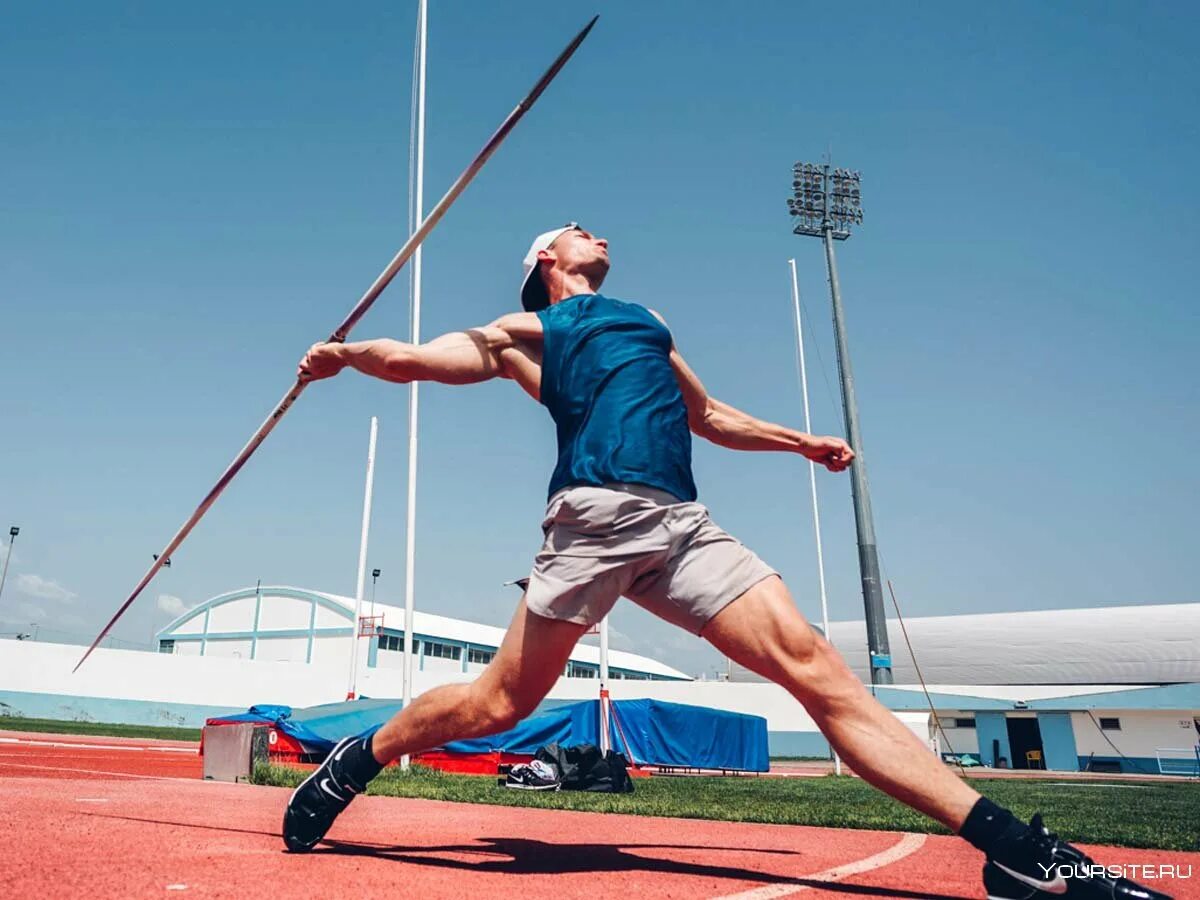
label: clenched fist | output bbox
[803,435,854,473]
[297,342,347,382]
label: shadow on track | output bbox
[82,812,972,900]
[320,835,974,900]
[83,812,279,840]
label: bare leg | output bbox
[702,576,980,831]
[370,597,588,763]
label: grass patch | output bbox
[0,715,201,742]
[252,763,1200,851]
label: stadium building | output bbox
[155,585,690,682]
[730,603,1200,775]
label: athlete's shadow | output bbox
[83,813,973,900]
[320,836,975,900]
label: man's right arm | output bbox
[298,312,541,386]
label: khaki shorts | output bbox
[523,483,777,635]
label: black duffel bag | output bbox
[534,741,634,793]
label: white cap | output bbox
[520,222,579,311]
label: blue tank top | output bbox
[538,294,697,502]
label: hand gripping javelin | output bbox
[74,15,600,673]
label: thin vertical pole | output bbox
[789,259,841,775]
[822,225,892,685]
[0,530,17,608]
[347,416,379,700]
[598,617,611,754]
[401,0,428,770]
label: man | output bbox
[285,224,1168,900]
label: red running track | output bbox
[1,732,1197,899]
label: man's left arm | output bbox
[668,344,854,473]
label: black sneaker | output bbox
[982,813,1173,899]
[503,760,561,791]
[282,736,370,852]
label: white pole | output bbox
[401,0,428,771]
[598,617,611,754]
[347,416,379,700]
[788,259,841,776]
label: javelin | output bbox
[74,15,599,673]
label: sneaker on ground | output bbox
[282,736,370,852]
[982,813,1173,899]
[504,760,561,791]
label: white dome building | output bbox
[156,585,690,682]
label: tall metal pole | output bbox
[788,260,843,773]
[401,0,429,771]
[822,229,892,685]
[347,416,379,700]
[0,527,19,607]
[789,161,892,686]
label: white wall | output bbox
[7,640,1196,763]
[314,605,348,629]
[308,635,352,669]
[206,597,257,632]
[255,636,309,663]
[375,648,405,671]
[203,638,252,660]
[421,654,463,676]
[258,596,313,631]
[935,711,982,755]
[1071,711,1200,759]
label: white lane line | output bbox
[709,832,927,900]
[0,737,195,753]
[0,761,195,781]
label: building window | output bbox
[468,648,495,665]
[158,640,175,654]
[953,718,976,729]
[567,663,596,679]
[379,634,416,653]
[1099,717,1121,732]
[424,641,461,661]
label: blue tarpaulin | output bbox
[209,696,768,772]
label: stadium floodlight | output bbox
[788,163,862,240]
[787,160,892,686]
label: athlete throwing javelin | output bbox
[286,224,1168,900]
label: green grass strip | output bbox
[252,762,1200,852]
[0,715,201,742]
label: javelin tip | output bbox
[521,15,600,110]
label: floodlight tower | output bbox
[788,162,893,685]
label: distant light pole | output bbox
[370,568,381,620]
[788,162,893,686]
[0,526,20,607]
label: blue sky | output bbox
[2,2,1197,677]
